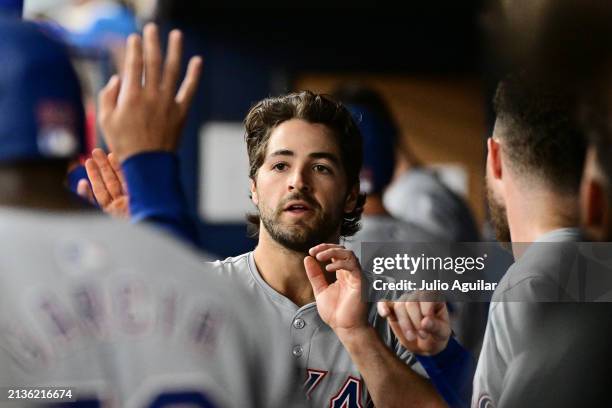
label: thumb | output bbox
[98,75,121,123]
[304,256,328,297]
[76,179,95,205]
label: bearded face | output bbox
[251,119,352,254]
[259,190,344,253]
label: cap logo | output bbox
[36,100,79,157]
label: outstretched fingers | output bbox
[98,75,120,123]
[119,34,143,104]
[92,148,124,199]
[176,56,203,117]
[143,23,162,91]
[85,158,111,207]
[107,152,128,193]
[161,29,183,98]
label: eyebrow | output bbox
[268,149,340,165]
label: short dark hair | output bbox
[493,73,586,193]
[244,90,366,237]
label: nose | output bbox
[288,166,311,193]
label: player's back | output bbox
[0,207,302,408]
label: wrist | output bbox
[121,151,182,222]
[335,325,376,347]
[116,147,174,164]
[416,336,464,364]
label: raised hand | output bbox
[304,244,368,335]
[98,23,202,162]
[77,148,130,219]
[377,299,451,356]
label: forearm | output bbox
[122,152,200,246]
[338,326,448,408]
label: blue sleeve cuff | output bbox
[122,151,200,246]
[416,337,475,408]
[122,152,183,222]
[417,336,466,368]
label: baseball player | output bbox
[0,18,303,408]
[473,72,612,407]
[79,23,475,407]
[382,124,479,243]
[383,168,480,243]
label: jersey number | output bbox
[305,369,363,408]
[330,377,363,408]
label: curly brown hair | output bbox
[244,90,366,238]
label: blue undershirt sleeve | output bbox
[416,336,475,408]
[121,151,200,246]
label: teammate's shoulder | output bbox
[207,252,253,275]
[210,252,250,266]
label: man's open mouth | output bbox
[284,201,313,213]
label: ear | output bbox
[344,184,360,214]
[580,176,608,241]
[487,137,503,181]
[580,148,612,241]
[249,178,259,206]
[582,178,605,225]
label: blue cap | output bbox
[347,104,397,194]
[0,0,22,18]
[0,17,85,162]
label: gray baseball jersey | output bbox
[207,252,428,407]
[384,168,480,242]
[472,228,612,408]
[0,208,303,408]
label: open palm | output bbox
[77,148,130,219]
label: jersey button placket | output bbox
[291,317,305,358]
[293,317,306,329]
[292,345,304,357]
[290,312,310,360]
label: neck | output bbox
[363,193,388,216]
[253,225,338,307]
[506,185,579,257]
